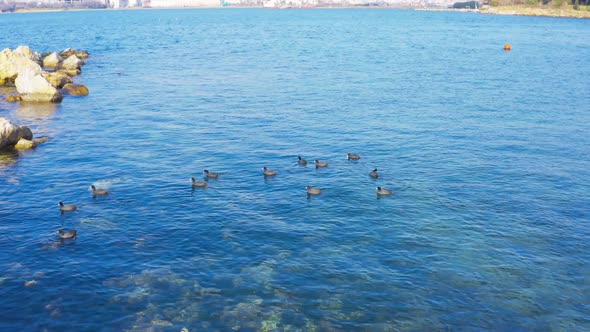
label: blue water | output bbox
[1,8,589,331]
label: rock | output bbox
[50,309,61,318]
[0,117,33,149]
[151,319,172,326]
[14,45,41,63]
[60,54,84,71]
[59,48,75,58]
[35,136,49,145]
[42,71,73,89]
[60,48,89,59]
[15,66,63,103]
[14,138,34,150]
[61,83,89,96]
[14,136,48,150]
[42,52,61,69]
[59,68,81,77]
[24,280,37,287]
[76,50,89,59]
[0,48,42,86]
[5,95,21,102]
[0,74,17,86]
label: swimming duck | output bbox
[314,160,328,168]
[297,156,307,166]
[262,166,277,177]
[346,153,361,160]
[190,177,208,187]
[57,229,77,239]
[91,185,109,196]
[376,187,393,196]
[58,201,77,212]
[306,185,322,195]
[203,170,219,179]
[369,169,379,179]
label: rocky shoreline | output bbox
[0,46,90,151]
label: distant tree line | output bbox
[486,0,588,8]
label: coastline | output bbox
[480,5,590,18]
[2,4,590,19]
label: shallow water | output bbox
[1,8,589,331]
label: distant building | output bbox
[147,0,221,7]
[0,0,111,8]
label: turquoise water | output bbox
[1,8,589,331]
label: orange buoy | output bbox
[504,44,511,51]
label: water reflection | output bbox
[16,102,58,122]
[0,147,38,176]
[0,149,19,171]
[0,87,18,113]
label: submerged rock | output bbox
[0,118,33,149]
[24,280,38,287]
[151,319,173,326]
[61,83,89,96]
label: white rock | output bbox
[14,45,41,63]
[15,66,63,103]
[42,52,61,69]
[0,48,42,85]
[60,54,84,71]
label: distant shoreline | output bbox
[479,5,590,18]
[2,5,589,19]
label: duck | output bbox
[369,169,379,179]
[346,153,361,160]
[57,229,77,239]
[190,177,208,187]
[297,156,307,166]
[203,170,219,179]
[90,185,109,196]
[376,186,393,196]
[262,166,277,177]
[58,201,77,212]
[306,185,322,195]
[314,160,328,168]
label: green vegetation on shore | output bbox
[481,3,590,18]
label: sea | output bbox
[0,8,589,331]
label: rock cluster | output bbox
[0,117,47,150]
[0,46,89,103]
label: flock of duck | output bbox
[55,153,393,240]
